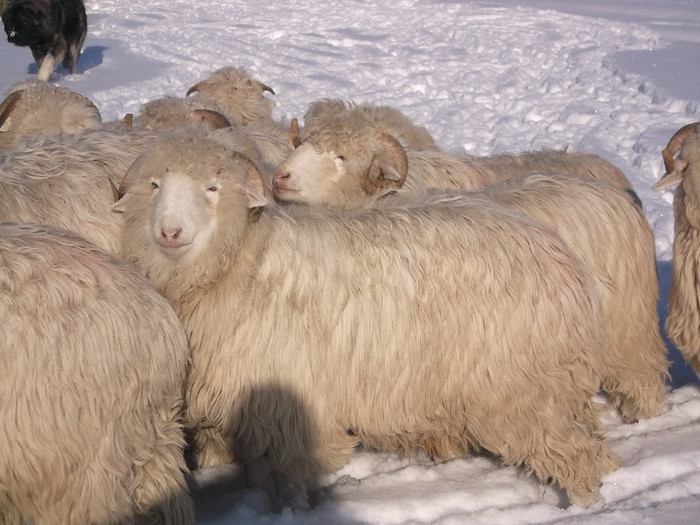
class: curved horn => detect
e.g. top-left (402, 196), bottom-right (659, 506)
top-left (0, 90), bottom-right (24, 130)
top-left (653, 122), bottom-right (699, 191)
top-left (122, 113), bottom-right (133, 130)
top-left (662, 123), bottom-right (698, 174)
top-left (189, 109), bottom-right (231, 130)
top-left (360, 131), bottom-right (409, 195)
top-left (186, 81), bottom-right (206, 97)
top-left (290, 118), bottom-right (302, 149)
top-left (257, 81), bottom-right (275, 96)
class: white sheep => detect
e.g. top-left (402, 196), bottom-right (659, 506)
top-left (185, 66), bottom-right (295, 167)
top-left (653, 121), bottom-right (700, 376)
top-left (0, 223), bottom-right (194, 524)
top-left (0, 81), bottom-right (102, 150)
top-left (0, 128), bottom-right (159, 254)
top-left (125, 94), bottom-right (229, 131)
top-left (277, 149), bottom-right (668, 423)
top-left (274, 99), bottom-right (634, 209)
top-left (185, 66), bottom-right (278, 126)
top-left (114, 127), bottom-right (620, 510)
top-left (289, 99), bottom-right (443, 152)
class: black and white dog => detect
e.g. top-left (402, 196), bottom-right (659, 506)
top-left (2, 0), bottom-right (87, 81)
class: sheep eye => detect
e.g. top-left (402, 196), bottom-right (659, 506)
top-left (335, 155), bottom-right (346, 162)
top-left (151, 181), bottom-right (160, 190)
top-left (206, 185), bottom-right (220, 192)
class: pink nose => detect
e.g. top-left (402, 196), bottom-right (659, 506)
top-left (161, 228), bottom-right (182, 243)
top-left (273, 171), bottom-right (290, 189)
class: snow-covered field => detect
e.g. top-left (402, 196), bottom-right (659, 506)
top-left (1, 0), bottom-right (699, 523)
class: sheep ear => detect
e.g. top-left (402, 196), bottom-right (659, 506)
top-left (652, 159), bottom-right (688, 191)
top-left (244, 184), bottom-right (268, 208)
top-left (110, 192), bottom-right (131, 214)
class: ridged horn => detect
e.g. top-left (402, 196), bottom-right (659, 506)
top-left (290, 118), bottom-right (301, 149)
top-left (189, 109), bottom-right (231, 130)
top-left (653, 123), bottom-right (699, 191)
top-left (360, 131), bottom-right (409, 194)
top-left (0, 90), bottom-right (23, 129)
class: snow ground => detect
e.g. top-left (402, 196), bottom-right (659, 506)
top-left (1, 0), bottom-right (699, 523)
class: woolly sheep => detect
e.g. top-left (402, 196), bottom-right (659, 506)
top-left (273, 99), bottom-right (633, 208)
top-left (276, 151), bottom-right (668, 423)
top-left (0, 223), bottom-right (194, 524)
top-left (653, 121), bottom-right (700, 376)
top-left (185, 66), bottom-right (278, 126)
top-left (125, 94), bottom-right (228, 131)
top-left (0, 81), bottom-right (102, 150)
top-left (0, 128), bottom-right (159, 254)
top-left (123, 97), bottom-right (277, 188)
top-left (185, 66), bottom-right (295, 166)
top-left (289, 99), bottom-right (442, 152)
top-left (115, 127), bottom-right (620, 510)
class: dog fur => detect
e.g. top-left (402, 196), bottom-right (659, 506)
top-left (2, 0), bottom-right (87, 81)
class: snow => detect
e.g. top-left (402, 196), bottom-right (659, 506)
top-left (1, 0), bottom-right (699, 523)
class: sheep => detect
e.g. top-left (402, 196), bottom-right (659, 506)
top-left (273, 99), bottom-right (634, 209)
top-left (123, 96), bottom-right (277, 189)
top-left (0, 222), bottom-right (194, 524)
top-left (0, 128), bottom-right (160, 254)
top-left (114, 127), bottom-right (620, 510)
top-left (275, 146), bottom-right (668, 423)
top-left (0, 81), bottom-right (102, 150)
top-left (185, 66), bottom-right (297, 167)
top-left (289, 99), bottom-right (442, 153)
top-left (125, 94), bottom-right (228, 131)
top-left (185, 66), bottom-right (278, 126)
top-left (652, 121), bottom-right (700, 376)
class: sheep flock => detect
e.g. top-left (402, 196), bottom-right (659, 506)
top-left (0, 68), bottom-right (696, 522)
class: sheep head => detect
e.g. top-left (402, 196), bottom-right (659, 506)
top-left (113, 128), bottom-right (268, 287)
top-left (653, 123), bottom-right (699, 191)
top-left (0, 85), bottom-right (102, 149)
top-left (274, 125), bottom-right (408, 210)
top-left (185, 67), bottom-right (276, 125)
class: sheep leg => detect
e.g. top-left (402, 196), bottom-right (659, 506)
top-left (470, 398), bottom-right (619, 508)
top-left (190, 426), bottom-right (236, 469)
top-left (130, 407), bottom-right (195, 524)
top-left (603, 371), bottom-right (668, 424)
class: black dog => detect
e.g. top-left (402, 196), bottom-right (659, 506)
top-left (2, 0), bottom-right (87, 81)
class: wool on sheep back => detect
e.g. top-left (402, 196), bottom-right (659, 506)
top-left (0, 223), bottom-right (194, 524)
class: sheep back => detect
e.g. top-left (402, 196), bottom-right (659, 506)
top-left (0, 129), bottom-right (159, 254)
top-left (483, 173), bottom-right (668, 421)
top-left (0, 223), bottom-right (193, 524)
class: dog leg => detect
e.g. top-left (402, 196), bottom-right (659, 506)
top-left (37, 54), bottom-right (56, 81)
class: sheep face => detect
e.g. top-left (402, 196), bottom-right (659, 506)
top-left (115, 130), bottom-right (268, 286)
top-left (274, 131), bottom-right (408, 209)
top-left (273, 142), bottom-right (360, 207)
